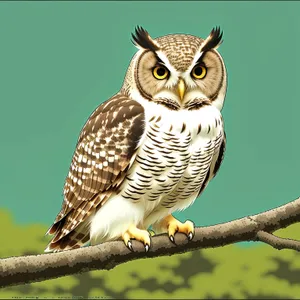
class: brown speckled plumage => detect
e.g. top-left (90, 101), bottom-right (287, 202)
top-left (155, 35), bottom-right (203, 71)
top-left (46, 94), bottom-right (145, 252)
top-left (46, 26), bottom-right (227, 252)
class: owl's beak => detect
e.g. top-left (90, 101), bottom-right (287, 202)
top-left (177, 79), bottom-right (186, 102)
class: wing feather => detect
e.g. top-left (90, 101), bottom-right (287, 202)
top-left (46, 94), bottom-right (145, 249)
top-left (198, 132), bottom-right (226, 197)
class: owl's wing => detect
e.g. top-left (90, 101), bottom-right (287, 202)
top-left (45, 94), bottom-right (145, 251)
top-left (198, 132), bottom-right (226, 196)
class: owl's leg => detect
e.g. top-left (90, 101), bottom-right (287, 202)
top-left (122, 224), bottom-right (151, 252)
top-left (154, 215), bottom-right (195, 243)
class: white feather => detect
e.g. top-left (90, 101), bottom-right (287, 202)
top-left (89, 95), bottom-right (224, 243)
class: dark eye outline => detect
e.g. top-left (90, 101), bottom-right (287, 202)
top-left (191, 64), bottom-right (207, 79)
top-left (152, 65), bottom-right (169, 80)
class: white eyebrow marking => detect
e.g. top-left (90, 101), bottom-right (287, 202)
top-left (155, 50), bottom-right (180, 88)
top-left (186, 51), bottom-right (204, 74)
top-left (155, 51), bottom-right (179, 75)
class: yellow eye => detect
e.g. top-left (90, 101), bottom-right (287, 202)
top-left (191, 65), bottom-right (207, 79)
top-left (152, 65), bottom-right (169, 80)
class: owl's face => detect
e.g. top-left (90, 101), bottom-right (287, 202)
top-left (123, 27), bottom-right (227, 111)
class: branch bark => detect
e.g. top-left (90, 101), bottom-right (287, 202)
top-left (256, 230), bottom-right (300, 251)
top-left (1, 196), bottom-right (300, 288)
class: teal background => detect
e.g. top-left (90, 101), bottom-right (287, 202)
top-left (0, 1), bottom-right (299, 230)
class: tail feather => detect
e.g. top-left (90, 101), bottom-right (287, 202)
top-left (45, 217), bottom-right (66, 236)
top-left (45, 222), bottom-right (90, 253)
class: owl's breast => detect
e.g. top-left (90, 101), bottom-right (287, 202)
top-left (120, 103), bottom-right (224, 215)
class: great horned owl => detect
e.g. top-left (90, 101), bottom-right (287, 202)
top-left (45, 26), bottom-right (227, 253)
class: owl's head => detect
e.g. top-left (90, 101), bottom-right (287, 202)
top-left (122, 26), bottom-right (227, 111)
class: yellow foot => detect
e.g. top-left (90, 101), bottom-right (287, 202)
top-left (122, 225), bottom-right (151, 252)
top-left (160, 215), bottom-right (195, 243)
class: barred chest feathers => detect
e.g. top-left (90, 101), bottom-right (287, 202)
top-left (119, 99), bottom-right (224, 226)
top-left (46, 26), bottom-right (228, 252)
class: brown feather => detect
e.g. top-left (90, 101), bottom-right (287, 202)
top-left (46, 221), bottom-right (90, 252)
top-left (201, 26), bottom-right (223, 53)
top-left (131, 25), bottom-right (159, 52)
top-left (46, 94), bottom-right (145, 251)
top-left (197, 132), bottom-right (226, 197)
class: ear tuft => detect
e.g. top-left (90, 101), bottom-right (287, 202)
top-left (131, 26), bottom-right (159, 52)
top-left (201, 26), bottom-right (223, 53)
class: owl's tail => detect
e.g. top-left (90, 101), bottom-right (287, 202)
top-left (45, 221), bottom-right (90, 253)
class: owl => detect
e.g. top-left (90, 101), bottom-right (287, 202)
top-left (45, 26), bottom-right (227, 253)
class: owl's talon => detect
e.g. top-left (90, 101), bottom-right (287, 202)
top-left (127, 240), bottom-right (133, 251)
top-left (160, 215), bottom-right (195, 242)
top-left (122, 225), bottom-right (151, 252)
top-left (169, 235), bottom-right (175, 243)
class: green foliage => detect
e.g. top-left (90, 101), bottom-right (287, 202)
top-left (1, 209), bottom-right (300, 299)
top-left (0, 209), bottom-right (50, 258)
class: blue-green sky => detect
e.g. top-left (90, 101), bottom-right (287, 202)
top-left (0, 1), bottom-right (299, 229)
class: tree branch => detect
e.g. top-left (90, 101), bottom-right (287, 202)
top-left (1, 196), bottom-right (300, 288)
top-left (256, 230), bottom-right (300, 251)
